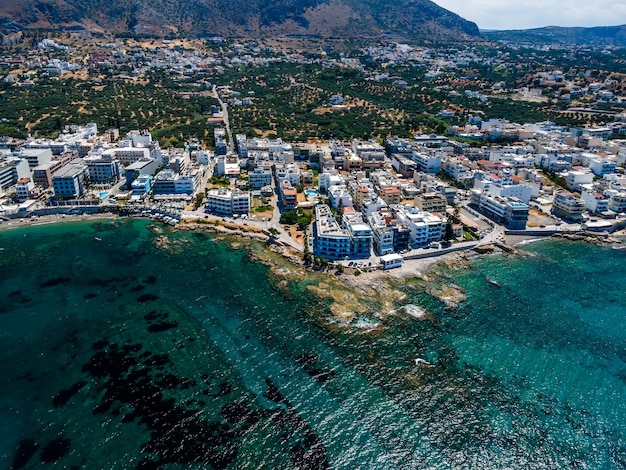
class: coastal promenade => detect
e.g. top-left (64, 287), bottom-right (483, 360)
top-left (3, 206), bottom-right (622, 279)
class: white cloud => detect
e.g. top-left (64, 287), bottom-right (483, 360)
top-left (435, 0), bottom-right (626, 30)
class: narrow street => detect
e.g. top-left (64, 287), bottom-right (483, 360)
top-left (212, 85), bottom-right (234, 152)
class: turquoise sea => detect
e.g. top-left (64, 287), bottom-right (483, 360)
top-left (1, 218), bottom-right (625, 469)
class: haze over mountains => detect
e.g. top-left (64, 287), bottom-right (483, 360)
top-left (0, 0), bottom-right (479, 41)
top-left (483, 25), bottom-right (626, 47)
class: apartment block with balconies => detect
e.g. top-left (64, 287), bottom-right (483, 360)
top-left (551, 192), bottom-right (586, 221)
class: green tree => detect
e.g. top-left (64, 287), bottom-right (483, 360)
top-left (444, 222), bottom-right (455, 241)
top-left (279, 210), bottom-right (298, 225)
top-left (193, 192), bottom-right (205, 210)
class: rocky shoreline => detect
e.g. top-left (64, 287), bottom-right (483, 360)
top-left (5, 213), bottom-right (625, 330)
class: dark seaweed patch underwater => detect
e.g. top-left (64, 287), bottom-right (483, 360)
top-left (1, 219), bottom-right (626, 469)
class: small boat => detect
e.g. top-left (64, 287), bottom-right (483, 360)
top-left (415, 358), bottom-right (432, 367)
top-left (94, 237), bottom-right (102, 241)
top-left (486, 278), bottom-right (501, 288)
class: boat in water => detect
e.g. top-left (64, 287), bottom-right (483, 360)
top-left (415, 358), bottom-right (432, 367)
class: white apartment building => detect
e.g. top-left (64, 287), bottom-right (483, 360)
top-left (352, 139), bottom-right (385, 156)
top-left (215, 155), bottom-right (240, 177)
top-left (470, 190), bottom-right (529, 229)
top-left (360, 197), bottom-right (388, 218)
top-left (152, 169), bottom-right (201, 195)
top-left (314, 204), bottom-right (351, 260)
top-left (15, 178), bottom-right (35, 202)
top-left (566, 170), bottom-right (594, 192)
top-left (104, 147), bottom-right (151, 166)
top-left (606, 189), bottom-right (626, 213)
top-left (343, 212), bottom-right (373, 258)
top-left (589, 159), bottom-right (616, 177)
top-left (474, 180), bottom-right (533, 205)
top-left (14, 148), bottom-right (53, 167)
top-left (552, 193), bottom-right (586, 221)
top-left (123, 129), bottom-right (155, 148)
top-left (393, 205), bottom-right (445, 248)
top-left (443, 157), bottom-right (471, 182)
top-left (413, 152), bottom-right (442, 174)
top-left (248, 168), bottom-right (273, 189)
top-left (275, 164), bottom-right (300, 186)
top-left (368, 211), bottom-right (395, 255)
top-left (580, 189), bottom-right (610, 213)
top-left (318, 170), bottom-right (344, 193)
top-left (206, 188), bottom-right (251, 215)
top-left (328, 186), bottom-right (353, 210)
top-left (0, 158), bottom-right (30, 195)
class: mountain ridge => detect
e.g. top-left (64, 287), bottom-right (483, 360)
top-left (0, 0), bottom-right (480, 42)
top-left (483, 24), bottom-right (626, 47)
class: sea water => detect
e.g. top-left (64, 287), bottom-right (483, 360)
top-left (0, 219), bottom-right (624, 469)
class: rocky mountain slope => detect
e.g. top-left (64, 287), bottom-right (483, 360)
top-left (0, 0), bottom-right (479, 41)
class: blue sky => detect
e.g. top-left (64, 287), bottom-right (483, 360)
top-left (435, 0), bottom-right (626, 30)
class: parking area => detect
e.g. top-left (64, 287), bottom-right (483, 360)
top-left (459, 207), bottom-right (493, 231)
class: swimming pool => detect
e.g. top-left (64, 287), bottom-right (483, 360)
top-left (99, 191), bottom-right (109, 199)
top-left (304, 189), bottom-right (318, 198)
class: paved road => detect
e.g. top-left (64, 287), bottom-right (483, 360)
top-left (477, 225), bottom-right (506, 245)
top-left (459, 206), bottom-right (493, 231)
top-left (212, 85), bottom-right (234, 152)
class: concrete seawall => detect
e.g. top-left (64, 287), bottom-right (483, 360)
top-left (504, 229), bottom-right (557, 236)
top-left (403, 242), bottom-right (479, 261)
